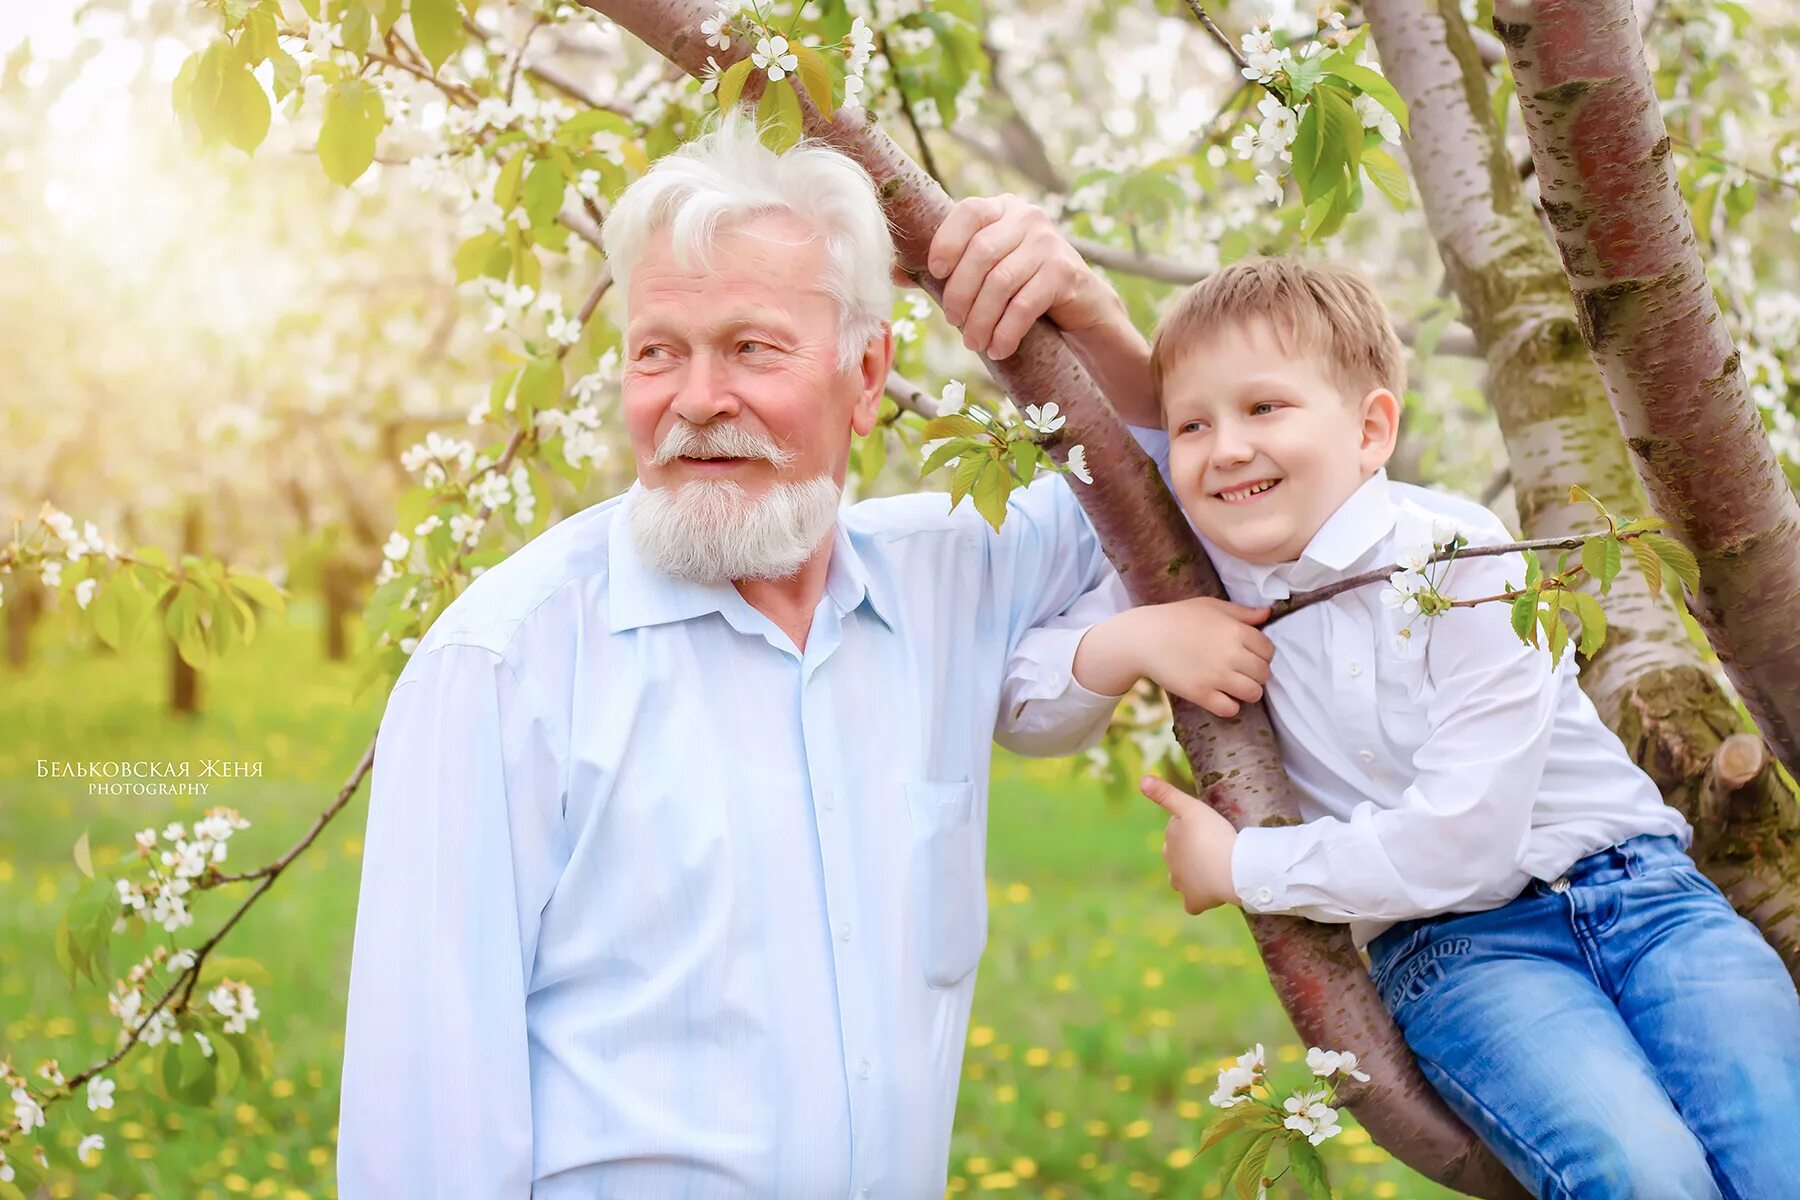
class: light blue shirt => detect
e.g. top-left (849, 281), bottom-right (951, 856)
top-left (337, 473), bottom-right (1124, 1199)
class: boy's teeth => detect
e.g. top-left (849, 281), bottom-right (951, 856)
top-left (1222, 480), bottom-right (1276, 501)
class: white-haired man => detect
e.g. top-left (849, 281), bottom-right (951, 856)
top-left (338, 120), bottom-right (1269, 1197)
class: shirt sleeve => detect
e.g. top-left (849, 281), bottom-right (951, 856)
top-left (995, 571), bottom-right (1133, 756)
top-left (990, 426), bottom-right (1173, 756)
top-left (1230, 547), bottom-right (1557, 923)
top-left (338, 642), bottom-right (567, 1199)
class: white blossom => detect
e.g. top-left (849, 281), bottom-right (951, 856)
top-left (842, 74), bottom-right (865, 108)
top-left (413, 515), bottom-right (443, 537)
top-left (40, 559), bottom-right (63, 590)
top-left (76, 1133), bottom-right (105, 1165)
top-left (699, 55), bottom-right (724, 96)
top-left (1253, 172), bottom-right (1285, 204)
top-left (1283, 1089), bottom-right (1343, 1145)
top-left (1023, 403), bottom-right (1066, 435)
top-left (1066, 444), bottom-right (1093, 484)
top-left (87, 1076), bottom-right (115, 1111)
top-left (134, 828), bottom-right (156, 852)
top-left (383, 533), bottom-right (411, 562)
top-left (847, 16), bottom-right (875, 71)
top-left (10, 1087), bottom-right (44, 1134)
top-left (701, 7), bottom-right (732, 51)
top-left (449, 513), bottom-right (485, 548)
top-left (1354, 91), bottom-right (1402, 145)
top-left (1240, 27), bottom-right (1284, 84)
top-left (753, 35), bottom-right (798, 83)
top-left (548, 312), bottom-right (583, 346)
top-left (1306, 1046), bottom-right (1372, 1082)
top-left (208, 980), bottom-right (261, 1035)
top-left (941, 380), bottom-right (967, 411)
top-left (1396, 542), bottom-right (1433, 572)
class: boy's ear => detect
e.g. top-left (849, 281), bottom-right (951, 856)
top-left (1357, 387), bottom-right (1402, 472)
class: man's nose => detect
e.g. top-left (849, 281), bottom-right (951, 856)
top-left (669, 352), bottom-right (738, 425)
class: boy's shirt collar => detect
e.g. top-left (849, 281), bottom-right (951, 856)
top-left (1200, 470), bottom-right (1397, 605)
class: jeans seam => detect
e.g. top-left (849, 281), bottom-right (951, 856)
top-left (1412, 1054), bottom-right (1573, 1200)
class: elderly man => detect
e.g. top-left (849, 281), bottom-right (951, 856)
top-left (338, 120), bottom-right (1263, 1197)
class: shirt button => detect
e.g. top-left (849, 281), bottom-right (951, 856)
top-left (1358, 749), bottom-right (1375, 764)
top-left (858, 1058), bottom-right (872, 1079)
top-left (839, 922), bottom-right (853, 942)
top-left (1254, 886), bottom-right (1273, 906)
top-left (1346, 660), bottom-right (1362, 677)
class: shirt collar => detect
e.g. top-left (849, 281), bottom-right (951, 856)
top-left (1203, 470), bottom-right (1398, 605)
top-left (608, 484), bottom-right (894, 633)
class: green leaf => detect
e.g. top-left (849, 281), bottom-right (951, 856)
top-left (522, 158), bottom-right (565, 231)
top-left (1491, 72), bottom-right (1516, 140)
top-left (1572, 590), bottom-right (1608, 657)
top-left (1329, 62), bottom-right (1410, 135)
top-left (1287, 1138), bottom-right (1334, 1200)
top-left (1286, 49), bottom-right (1327, 99)
top-left (90, 577), bottom-right (124, 649)
top-left (1626, 537), bottom-right (1664, 595)
top-left (1202, 1105), bottom-right (1279, 1151)
top-left (494, 149), bottom-right (527, 209)
top-left (793, 44), bottom-right (836, 122)
top-left (1581, 534), bottom-right (1621, 593)
top-left (715, 57), bottom-right (755, 113)
top-left (1290, 102), bottom-right (1324, 196)
top-left (919, 438), bottom-right (968, 479)
top-left (318, 80), bottom-right (384, 186)
top-left (923, 413), bottom-right (986, 440)
top-left (1511, 591), bottom-right (1537, 643)
top-left (240, 9), bottom-right (280, 65)
top-left (1007, 438), bottom-right (1037, 482)
top-left (971, 458), bottom-right (1010, 531)
top-left (1540, 589), bottom-right (1569, 665)
top-left (1523, 548), bottom-right (1541, 588)
top-left (515, 355), bottom-right (564, 418)
top-left (1317, 85), bottom-right (1363, 174)
top-left (1639, 532), bottom-right (1700, 593)
top-left (73, 832), bottom-right (93, 879)
top-left (454, 231), bottom-right (509, 282)
top-left (758, 78), bottom-right (803, 152)
top-left (227, 569), bottom-right (286, 614)
top-left (410, 0), bottom-right (466, 71)
top-left (1361, 146), bottom-right (1411, 210)
top-left (858, 428), bottom-right (887, 486)
top-left (949, 452), bottom-right (985, 509)
top-left (166, 587), bottom-right (208, 670)
top-left (1232, 1130), bottom-right (1277, 1200)
top-left (1568, 483), bottom-right (1610, 518)
top-left (1615, 515), bottom-right (1670, 534)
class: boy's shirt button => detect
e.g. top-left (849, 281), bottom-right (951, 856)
top-left (1358, 749), bottom-right (1376, 764)
top-left (1346, 660), bottom-right (1362, 677)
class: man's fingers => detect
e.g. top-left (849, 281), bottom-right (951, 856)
top-left (926, 195), bottom-right (1006, 279)
top-left (963, 252), bottom-right (1052, 355)
top-left (987, 267), bottom-right (1062, 359)
top-left (1140, 774), bottom-right (1203, 816)
top-left (940, 220), bottom-right (1029, 329)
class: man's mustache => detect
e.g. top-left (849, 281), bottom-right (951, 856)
top-left (651, 421), bottom-right (796, 469)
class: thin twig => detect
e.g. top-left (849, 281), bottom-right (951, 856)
top-left (506, 15), bottom-right (550, 105)
top-left (878, 32), bottom-right (946, 190)
top-left (1270, 532), bottom-right (1614, 619)
top-left (1180, 0), bottom-right (1251, 74)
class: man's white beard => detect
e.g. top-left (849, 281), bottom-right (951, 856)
top-left (628, 420), bottom-right (842, 583)
top-left (629, 475), bottom-right (842, 583)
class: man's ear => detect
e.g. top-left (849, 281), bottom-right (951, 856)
top-left (1358, 387), bottom-right (1401, 473)
top-left (852, 325), bottom-right (895, 438)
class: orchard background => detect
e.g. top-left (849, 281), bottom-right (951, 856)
top-left (2, 0), bottom-right (1797, 1196)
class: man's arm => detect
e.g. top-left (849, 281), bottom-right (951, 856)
top-left (927, 194), bottom-right (1159, 428)
top-left (1152, 549), bottom-right (1559, 923)
top-left (338, 643), bottom-right (566, 1199)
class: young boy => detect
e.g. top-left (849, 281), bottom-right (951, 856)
top-left (1040, 258), bottom-right (1800, 1198)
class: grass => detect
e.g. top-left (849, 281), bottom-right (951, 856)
top-left (0, 604), bottom-right (1455, 1199)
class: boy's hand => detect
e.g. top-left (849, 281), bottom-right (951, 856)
top-left (1073, 599), bottom-right (1274, 718)
top-left (1141, 775), bottom-right (1240, 915)
top-left (927, 194), bottom-right (1124, 359)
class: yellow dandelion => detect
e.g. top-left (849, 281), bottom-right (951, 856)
top-left (1052, 973), bottom-right (1074, 992)
top-left (1084, 1119), bottom-right (1109, 1138)
top-left (1166, 1148), bottom-right (1195, 1168)
top-left (978, 1172), bottom-right (1017, 1190)
top-left (1147, 1009), bottom-right (1174, 1028)
top-left (968, 1026), bottom-right (995, 1048)
top-left (1056, 1049), bottom-right (1077, 1068)
top-left (1374, 1184), bottom-right (1399, 1198)
top-left (966, 1063), bottom-right (987, 1081)
top-left (1184, 1065), bottom-right (1206, 1085)
top-left (995, 1084), bottom-right (1017, 1103)
top-left (252, 1181), bottom-right (279, 1198)
top-left (1044, 1110), bottom-right (1066, 1129)
top-left (307, 1147), bottom-right (331, 1166)
top-left (223, 1176), bottom-right (250, 1194)
top-left (1004, 882), bottom-right (1030, 904)
top-left (1141, 968), bottom-right (1163, 988)
top-left (1351, 1146), bottom-right (1389, 1164)
top-left (1113, 1074), bottom-right (1133, 1092)
top-left (1123, 1118), bottom-right (1152, 1139)
top-left (1011, 1157), bottom-right (1037, 1179)
top-left (1177, 1100), bottom-right (1202, 1120)
top-left (1024, 1047), bottom-right (1050, 1067)
top-left (1277, 1044), bottom-right (1303, 1063)
top-left (965, 1157), bottom-right (992, 1175)
top-left (1077, 1153), bottom-right (1098, 1170)
top-left (271, 1078), bottom-right (297, 1098)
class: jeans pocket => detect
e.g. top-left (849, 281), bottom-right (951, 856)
top-left (903, 780), bottom-right (987, 988)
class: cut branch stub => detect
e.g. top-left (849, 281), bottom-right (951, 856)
top-left (579, 1), bottom-right (1526, 1193)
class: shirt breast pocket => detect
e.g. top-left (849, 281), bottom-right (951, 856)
top-left (903, 780), bottom-right (988, 988)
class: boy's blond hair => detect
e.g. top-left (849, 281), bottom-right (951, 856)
top-left (1148, 257), bottom-right (1406, 410)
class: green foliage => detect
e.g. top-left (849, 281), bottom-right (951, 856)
top-left (318, 80), bottom-right (385, 185)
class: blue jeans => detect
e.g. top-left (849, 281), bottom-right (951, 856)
top-left (1366, 834), bottom-right (1800, 1199)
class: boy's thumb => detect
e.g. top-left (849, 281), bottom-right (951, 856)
top-left (1139, 775), bottom-right (1198, 816)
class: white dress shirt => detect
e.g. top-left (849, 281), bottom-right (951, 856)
top-left (337, 472), bottom-right (1125, 1199)
top-left (1032, 465), bottom-right (1690, 949)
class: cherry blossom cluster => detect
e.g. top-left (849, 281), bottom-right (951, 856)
top-left (1208, 1041), bottom-right (1369, 1149)
top-left (115, 810), bottom-right (252, 935)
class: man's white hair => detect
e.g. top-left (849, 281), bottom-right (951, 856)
top-left (601, 116), bottom-right (894, 370)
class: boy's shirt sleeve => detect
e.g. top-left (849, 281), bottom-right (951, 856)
top-left (994, 425), bottom-right (1172, 756)
top-left (1229, 544), bottom-right (1558, 923)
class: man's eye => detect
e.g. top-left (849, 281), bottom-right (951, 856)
top-left (638, 345), bottom-right (667, 359)
top-left (738, 340), bottom-right (770, 354)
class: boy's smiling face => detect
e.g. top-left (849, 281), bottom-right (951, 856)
top-left (1162, 318), bottom-right (1400, 566)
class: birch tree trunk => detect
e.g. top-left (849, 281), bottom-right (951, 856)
top-left (1489, 0), bottom-right (1800, 779)
top-left (580, 1), bottom-right (1526, 1193)
top-left (1362, 0), bottom-right (1800, 974)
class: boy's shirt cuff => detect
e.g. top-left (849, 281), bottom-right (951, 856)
top-left (1230, 826), bottom-right (1288, 913)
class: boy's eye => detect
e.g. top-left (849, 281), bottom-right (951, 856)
top-left (1251, 401), bottom-right (1282, 416)
top-left (1179, 420), bottom-right (1209, 434)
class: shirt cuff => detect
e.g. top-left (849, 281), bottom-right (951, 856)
top-left (1015, 622), bottom-right (1127, 706)
top-left (1230, 826), bottom-right (1290, 913)
top-left (998, 623), bottom-right (1125, 755)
